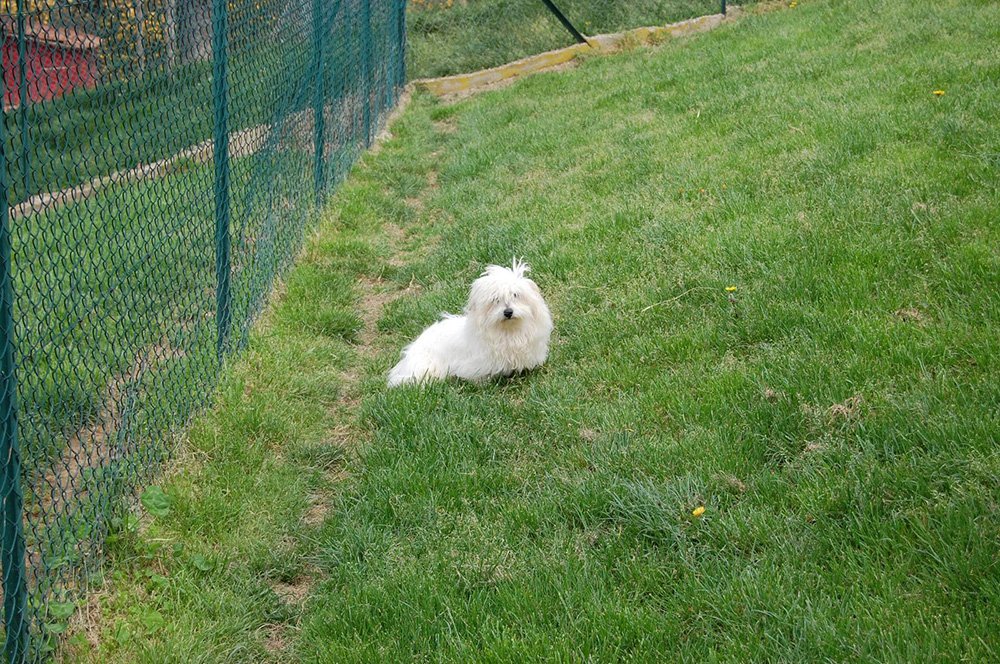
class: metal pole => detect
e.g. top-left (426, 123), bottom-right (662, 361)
top-left (312, 0), bottom-right (327, 203)
top-left (212, 0), bottom-right (232, 361)
top-left (348, 0), bottom-right (360, 148)
top-left (722, 0), bottom-right (727, 17)
top-left (397, 0), bottom-right (407, 96)
top-left (0, 40), bottom-right (28, 662)
top-left (362, 0), bottom-right (374, 146)
top-left (381, 2), bottom-right (393, 113)
top-left (539, 0), bottom-right (588, 45)
top-left (16, 0), bottom-right (30, 199)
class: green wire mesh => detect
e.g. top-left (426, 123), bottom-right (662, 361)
top-left (1, 0), bottom-right (405, 658)
top-left (0, 0), bottom-right (743, 658)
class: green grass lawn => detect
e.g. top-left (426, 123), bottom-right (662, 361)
top-left (63, 0), bottom-right (999, 660)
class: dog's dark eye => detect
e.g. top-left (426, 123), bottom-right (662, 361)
top-left (512, 293), bottom-right (519, 298)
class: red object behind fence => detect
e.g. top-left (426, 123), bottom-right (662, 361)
top-left (1, 17), bottom-right (102, 108)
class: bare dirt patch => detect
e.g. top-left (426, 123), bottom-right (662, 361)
top-left (827, 395), bottom-right (864, 423)
top-left (762, 387), bottom-right (782, 402)
top-left (355, 277), bottom-right (420, 355)
top-left (261, 622), bottom-right (289, 654)
top-left (383, 221), bottom-right (409, 247)
top-left (271, 576), bottom-right (314, 606)
top-left (302, 493), bottom-right (331, 527)
top-left (299, 210), bottom-right (424, 526)
top-left (716, 473), bottom-right (748, 493)
top-left (34, 329), bottom-right (190, 572)
top-left (433, 117), bottom-right (458, 134)
top-left (894, 307), bottom-right (927, 324)
top-left (55, 582), bottom-right (108, 659)
top-left (404, 196), bottom-right (425, 213)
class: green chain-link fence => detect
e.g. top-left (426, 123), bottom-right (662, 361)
top-left (0, 0), bottom-right (740, 659)
top-left (1, 0), bottom-right (405, 658)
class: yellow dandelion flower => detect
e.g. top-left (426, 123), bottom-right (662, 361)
top-left (725, 286), bottom-right (737, 292)
top-left (932, 90), bottom-right (945, 96)
top-left (692, 506), bottom-right (706, 517)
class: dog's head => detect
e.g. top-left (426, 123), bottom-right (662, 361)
top-left (465, 258), bottom-right (551, 336)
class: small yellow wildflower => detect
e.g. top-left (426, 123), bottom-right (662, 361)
top-left (789, 0), bottom-right (798, 7)
top-left (725, 286), bottom-right (737, 292)
top-left (932, 90), bottom-right (945, 96)
top-left (692, 506), bottom-right (706, 518)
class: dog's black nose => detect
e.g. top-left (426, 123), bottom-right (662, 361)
top-left (503, 308), bottom-right (514, 319)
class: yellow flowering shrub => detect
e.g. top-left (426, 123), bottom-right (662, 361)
top-left (0, 0), bottom-right (59, 23)
top-left (96, 0), bottom-right (282, 80)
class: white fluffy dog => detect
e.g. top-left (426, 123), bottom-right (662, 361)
top-left (388, 259), bottom-right (553, 387)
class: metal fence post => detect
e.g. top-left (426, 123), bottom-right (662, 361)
top-left (397, 0), bottom-right (407, 96)
top-left (313, 0), bottom-right (327, 203)
top-left (16, 0), bottom-right (30, 200)
top-left (722, 0), bottom-right (727, 16)
top-left (347, 0), bottom-right (359, 147)
top-left (212, 0), bottom-right (232, 362)
top-left (0, 53), bottom-right (29, 663)
top-left (539, 0), bottom-right (588, 45)
top-left (381, 2), bottom-right (393, 112)
top-left (362, 0), bottom-right (374, 146)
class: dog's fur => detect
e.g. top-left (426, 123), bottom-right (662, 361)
top-left (387, 259), bottom-right (553, 387)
